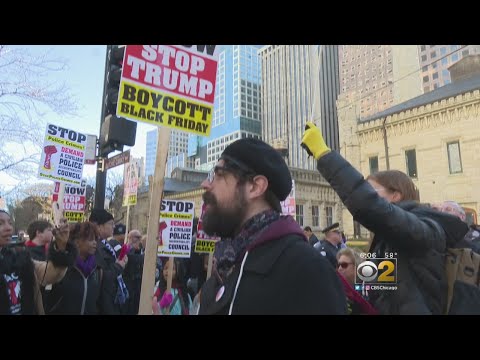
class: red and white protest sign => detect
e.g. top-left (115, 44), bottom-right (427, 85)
top-left (195, 202), bottom-right (220, 253)
top-left (52, 179), bottom-right (87, 222)
top-left (281, 180), bottom-right (296, 217)
top-left (38, 124), bottom-right (87, 185)
top-left (116, 45), bottom-right (219, 137)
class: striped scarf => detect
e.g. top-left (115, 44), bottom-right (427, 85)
top-left (101, 239), bottom-right (117, 259)
top-left (214, 209), bottom-right (280, 282)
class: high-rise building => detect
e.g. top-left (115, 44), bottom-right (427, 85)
top-left (339, 45), bottom-right (423, 121)
top-left (418, 45), bottom-right (480, 93)
top-left (145, 128), bottom-right (192, 179)
top-left (259, 45), bottom-right (340, 170)
top-left (187, 45), bottom-right (263, 170)
top-left (145, 129), bottom-right (157, 180)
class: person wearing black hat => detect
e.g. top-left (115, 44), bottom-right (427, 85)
top-left (314, 222), bottom-right (342, 268)
top-left (197, 138), bottom-right (347, 315)
top-left (89, 209), bottom-right (129, 314)
top-left (109, 223), bottom-right (126, 257)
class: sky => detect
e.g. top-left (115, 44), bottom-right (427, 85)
top-left (1, 45), bottom-right (157, 193)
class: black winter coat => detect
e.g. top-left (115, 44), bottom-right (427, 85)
top-left (0, 242), bottom-right (76, 315)
top-left (45, 265), bottom-right (102, 315)
top-left (95, 241), bottom-right (124, 315)
top-left (316, 151), bottom-right (467, 315)
top-left (199, 217), bottom-right (347, 315)
top-left (122, 248), bottom-right (144, 315)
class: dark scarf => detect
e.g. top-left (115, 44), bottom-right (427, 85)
top-left (75, 255), bottom-right (96, 278)
top-left (214, 209), bottom-right (280, 282)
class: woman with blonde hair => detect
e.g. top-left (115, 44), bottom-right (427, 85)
top-left (336, 247), bottom-right (361, 287)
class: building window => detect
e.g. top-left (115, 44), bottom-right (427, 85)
top-left (464, 207), bottom-right (477, 226)
top-left (405, 149), bottom-right (418, 178)
top-left (423, 75), bottom-right (429, 83)
top-left (312, 206), bottom-right (319, 227)
top-left (369, 156), bottom-right (379, 175)
top-left (353, 221), bottom-right (361, 239)
top-left (433, 72), bottom-right (439, 80)
top-left (447, 141), bottom-right (463, 174)
top-left (325, 206), bottom-right (333, 227)
top-left (296, 205), bottom-right (304, 226)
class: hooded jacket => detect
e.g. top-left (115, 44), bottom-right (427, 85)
top-left (198, 216), bottom-right (348, 315)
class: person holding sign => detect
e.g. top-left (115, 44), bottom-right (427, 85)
top-left (197, 138), bottom-right (347, 315)
top-left (44, 222), bottom-right (104, 315)
top-left (0, 210), bottom-right (76, 315)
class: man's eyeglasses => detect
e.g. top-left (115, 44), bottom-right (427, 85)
top-left (206, 163), bottom-right (256, 184)
top-left (206, 165), bottom-right (228, 184)
top-left (338, 262), bottom-right (353, 269)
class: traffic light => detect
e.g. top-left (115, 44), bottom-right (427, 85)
top-left (105, 45), bottom-right (125, 116)
top-left (99, 45), bottom-right (137, 157)
top-left (100, 114), bottom-right (137, 157)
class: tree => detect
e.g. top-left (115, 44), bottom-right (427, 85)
top-left (0, 45), bottom-right (78, 182)
top-left (84, 175), bottom-right (96, 219)
top-left (10, 196), bottom-right (48, 233)
top-left (7, 183), bottom-right (54, 232)
top-left (106, 169), bottom-right (124, 218)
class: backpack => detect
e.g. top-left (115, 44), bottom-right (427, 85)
top-left (408, 204), bottom-right (480, 314)
top-left (445, 247), bottom-right (480, 314)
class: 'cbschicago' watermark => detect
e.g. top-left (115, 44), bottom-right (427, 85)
top-left (354, 252), bottom-right (398, 292)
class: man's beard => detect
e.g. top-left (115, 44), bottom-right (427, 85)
top-left (202, 189), bottom-right (247, 238)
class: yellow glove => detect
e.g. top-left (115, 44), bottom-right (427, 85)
top-left (301, 122), bottom-right (331, 160)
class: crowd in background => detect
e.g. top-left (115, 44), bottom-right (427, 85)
top-left (1, 122), bottom-right (479, 315)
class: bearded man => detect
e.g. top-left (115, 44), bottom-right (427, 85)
top-left (197, 138), bottom-right (347, 315)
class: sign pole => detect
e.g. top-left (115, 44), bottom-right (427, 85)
top-left (53, 183), bottom-right (66, 226)
top-left (138, 127), bottom-right (171, 315)
top-left (207, 253), bottom-right (213, 280)
top-left (165, 257), bottom-right (174, 315)
top-left (125, 204), bottom-right (130, 238)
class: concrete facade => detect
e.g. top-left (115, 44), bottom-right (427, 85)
top-left (339, 45), bottom-right (422, 120)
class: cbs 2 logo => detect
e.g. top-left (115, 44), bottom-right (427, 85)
top-left (356, 259), bottom-right (396, 283)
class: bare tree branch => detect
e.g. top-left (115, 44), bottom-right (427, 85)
top-left (0, 45), bottom-right (79, 180)
top-left (106, 170), bottom-right (123, 202)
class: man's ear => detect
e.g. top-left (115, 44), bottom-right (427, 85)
top-left (247, 175), bottom-right (269, 200)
